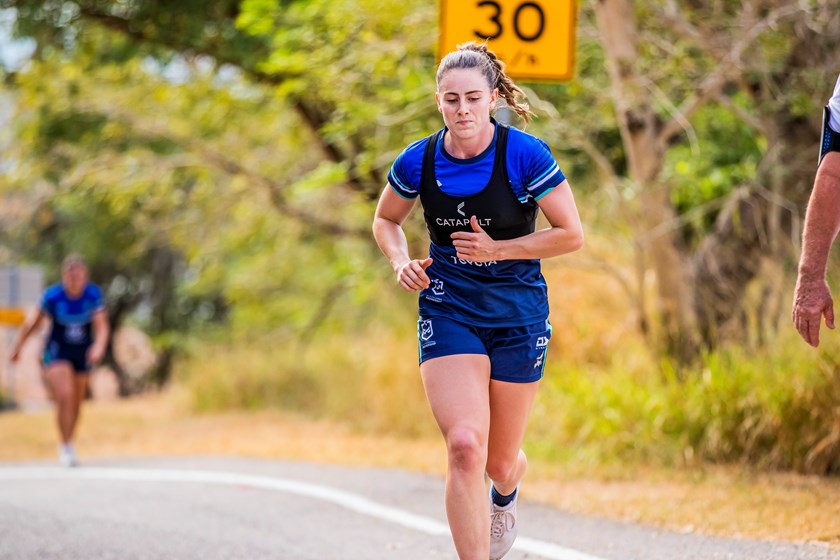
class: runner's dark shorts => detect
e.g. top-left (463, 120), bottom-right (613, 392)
top-left (417, 316), bottom-right (551, 383)
top-left (43, 341), bottom-right (91, 374)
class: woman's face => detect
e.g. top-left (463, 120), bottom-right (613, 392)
top-left (62, 263), bottom-right (88, 296)
top-left (435, 68), bottom-right (498, 141)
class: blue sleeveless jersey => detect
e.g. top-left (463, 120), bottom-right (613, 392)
top-left (40, 283), bottom-right (105, 347)
top-left (388, 123), bottom-right (565, 327)
top-left (421, 244), bottom-right (548, 327)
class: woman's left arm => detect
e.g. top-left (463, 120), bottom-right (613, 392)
top-left (451, 179), bottom-right (583, 262)
top-left (87, 309), bottom-right (110, 365)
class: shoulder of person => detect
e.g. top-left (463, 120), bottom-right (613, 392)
top-left (506, 125), bottom-right (553, 154)
top-left (42, 283), bottom-right (64, 301)
top-left (405, 133), bottom-right (438, 156)
top-left (389, 131), bottom-right (443, 193)
top-left (392, 134), bottom-right (435, 171)
top-left (84, 283), bottom-right (104, 298)
top-left (505, 126), bottom-right (557, 170)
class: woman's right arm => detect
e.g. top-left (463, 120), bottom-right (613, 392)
top-left (372, 185), bottom-right (433, 292)
top-left (10, 310), bottom-right (47, 362)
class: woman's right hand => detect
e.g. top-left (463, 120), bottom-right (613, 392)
top-left (396, 258), bottom-right (434, 292)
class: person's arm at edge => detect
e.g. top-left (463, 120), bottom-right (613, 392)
top-left (451, 179), bottom-right (584, 262)
top-left (793, 151), bottom-right (840, 346)
top-left (10, 310), bottom-right (47, 362)
top-left (372, 184), bottom-right (433, 292)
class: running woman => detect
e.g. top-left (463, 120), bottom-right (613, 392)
top-left (373, 42), bottom-right (583, 559)
top-left (10, 254), bottom-right (110, 467)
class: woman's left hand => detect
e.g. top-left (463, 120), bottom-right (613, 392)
top-left (451, 216), bottom-right (499, 262)
top-left (87, 345), bottom-right (105, 366)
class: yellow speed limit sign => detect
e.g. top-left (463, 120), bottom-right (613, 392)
top-left (0, 307), bottom-right (25, 326)
top-left (439, 0), bottom-right (577, 82)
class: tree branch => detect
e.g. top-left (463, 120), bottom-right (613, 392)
top-left (714, 92), bottom-right (767, 136)
top-left (658, 3), bottom-right (803, 143)
top-left (66, 106), bottom-right (368, 238)
top-left (75, 4), bottom-right (380, 197)
top-left (522, 86), bottom-right (620, 182)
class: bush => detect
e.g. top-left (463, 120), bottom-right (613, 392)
top-left (175, 326), bottom-right (436, 438)
top-left (529, 332), bottom-right (840, 475)
top-left (174, 278), bottom-right (840, 475)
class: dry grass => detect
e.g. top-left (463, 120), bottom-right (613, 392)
top-left (527, 465), bottom-right (840, 545)
top-left (2, 392), bottom-right (839, 548)
top-left (0, 390), bottom-right (446, 473)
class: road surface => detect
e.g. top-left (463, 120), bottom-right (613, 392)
top-left (0, 457), bottom-right (837, 560)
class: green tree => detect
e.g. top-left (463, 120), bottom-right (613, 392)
top-left (3, 0), bottom-right (839, 365)
top-left (0, 14), bottom-right (387, 389)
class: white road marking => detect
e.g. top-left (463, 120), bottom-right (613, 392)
top-left (0, 466), bottom-right (608, 560)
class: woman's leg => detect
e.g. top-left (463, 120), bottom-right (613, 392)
top-left (420, 354), bottom-right (492, 560)
top-left (485, 379), bottom-right (541, 495)
top-left (43, 362), bottom-right (76, 444)
top-left (69, 373), bottom-right (89, 442)
top-left (485, 379), bottom-right (541, 559)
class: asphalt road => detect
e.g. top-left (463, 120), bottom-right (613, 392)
top-left (0, 456), bottom-right (837, 560)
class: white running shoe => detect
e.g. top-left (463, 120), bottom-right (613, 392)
top-left (58, 444), bottom-right (77, 468)
top-left (489, 489), bottom-right (518, 560)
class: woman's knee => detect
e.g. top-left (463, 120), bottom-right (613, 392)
top-left (485, 449), bottom-right (525, 484)
top-left (445, 426), bottom-right (487, 473)
top-left (46, 369), bottom-right (73, 403)
top-left (52, 388), bottom-right (74, 408)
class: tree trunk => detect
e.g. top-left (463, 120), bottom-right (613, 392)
top-left (594, 0), bottom-right (700, 360)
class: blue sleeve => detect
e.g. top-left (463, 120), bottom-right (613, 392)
top-left (387, 137), bottom-right (427, 199)
top-left (40, 285), bottom-right (58, 318)
top-left (86, 284), bottom-right (105, 312)
top-left (506, 128), bottom-right (566, 203)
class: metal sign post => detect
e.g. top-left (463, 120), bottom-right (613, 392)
top-left (0, 265), bottom-right (43, 409)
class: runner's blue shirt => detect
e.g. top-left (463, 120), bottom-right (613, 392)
top-left (41, 283), bottom-right (105, 347)
top-left (387, 123), bottom-right (567, 327)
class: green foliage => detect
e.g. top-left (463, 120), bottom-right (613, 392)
top-left (0, 20), bottom-right (376, 386)
top-left (177, 322), bottom-right (435, 437)
top-left (529, 332), bottom-right (840, 475)
top-left (665, 96), bottom-right (763, 245)
top-left (4, 0), bottom-right (271, 68)
top-left (236, 0), bottom-right (441, 180)
top-left (1, 0), bottom-right (442, 349)
top-left (175, 316), bottom-right (840, 475)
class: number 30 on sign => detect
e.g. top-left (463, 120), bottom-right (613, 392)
top-left (439, 0), bottom-right (577, 82)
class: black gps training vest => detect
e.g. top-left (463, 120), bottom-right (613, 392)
top-left (419, 124), bottom-right (538, 247)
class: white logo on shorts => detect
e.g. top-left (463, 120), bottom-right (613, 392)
top-left (420, 320), bottom-right (434, 341)
top-left (534, 351), bottom-right (545, 369)
top-left (535, 336), bottom-right (549, 349)
top-left (66, 323), bottom-right (85, 343)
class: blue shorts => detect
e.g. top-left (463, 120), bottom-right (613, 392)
top-left (417, 317), bottom-right (551, 383)
top-left (43, 341), bottom-right (91, 374)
